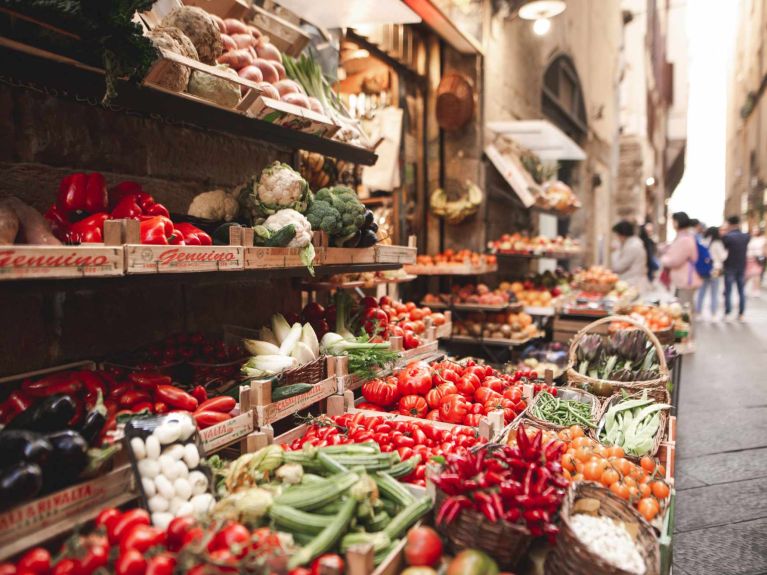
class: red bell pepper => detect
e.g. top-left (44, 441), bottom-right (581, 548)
top-left (191, 385), bottom-right (208, 404)
top-left (174, 223), bottom-right (212, 246)
top-left (57, 173), bottom-right (107, 214)
top-left (109, 181), bottom-right (145, 208)
top-left (140, 216), bottom-right (178, 245)
top-left (44, 204), bottom-right (71, 240)
top-left (68, 213), bottom-right (109, 243)
top-left (111, 195), bottom-right (143, 219)
top-left (155, 384), bottom-right (198, 411)
top-left (142, 201), bottom-right (170, 218)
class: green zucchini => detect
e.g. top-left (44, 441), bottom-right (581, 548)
top-left (274, 472), bottom-right (358, 511)
top-left (318, 451), bottom-right (348, 474)
top-left (270, 504), bottom-right (330, 535)
top-left (272, 383), bottom-right (314, 401)
top-left (287, 496), bottom-right (357, 569)
top-left (383, 497), bottom-right (432, 539)
top-left (365, 510), bottom-right (391, 531)
top-left (385, 454), bottom-right (421, 478)
top-left (374, 472), bottom-right (415, 507)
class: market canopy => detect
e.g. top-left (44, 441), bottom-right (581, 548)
top-left (487, 119), bottom-right (587, 161)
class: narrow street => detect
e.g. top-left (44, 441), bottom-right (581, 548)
top-left (673, 296), bottom-right (767, 575)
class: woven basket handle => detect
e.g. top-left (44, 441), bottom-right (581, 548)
top-left (567, 314), bottom-right (669, 375)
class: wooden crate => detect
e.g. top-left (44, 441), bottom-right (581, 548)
top-left (0, 465), bottom-right (136, 560)
top-left (200, 410), bottom-right (254, 454)
top-left (552, 314), bottom-right (609, 344)
top-left (0, 245), bottom-right (124, 280)
top-left (375, 244), bottom-right (417, 265)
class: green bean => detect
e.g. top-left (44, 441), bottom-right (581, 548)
top-left (532, 391), bottom-right (595, 428)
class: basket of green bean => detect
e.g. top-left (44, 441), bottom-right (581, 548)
top-left (526, 388), bottom-right (600, 431)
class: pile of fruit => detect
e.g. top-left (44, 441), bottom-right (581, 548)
top-left (413, 250), bottom-right (495, 267)
top-left (573, 266), bottom-right (619, 290)
top-left (488, 234), bottom-right (580, 255)
top-left (506, 280), bottom-right (561, 308)
top-left (452, 311), bottom-right (539, 341)
top-left (611, 304), bottom-right (673, 333)
top-left (360, 360), bottom-right (537, 427)
top-left (422, 283), bottom-right (514, 308)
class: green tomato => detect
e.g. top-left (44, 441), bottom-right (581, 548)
top-left (446, 550), bottom-right (499, 575)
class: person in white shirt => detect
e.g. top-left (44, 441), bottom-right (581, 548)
top-left (696, 226), bottom-right (727, 320)
top-left (746, 228), bottom-right (766, 295)
top-left (610, 221), bottom-right (648, 292)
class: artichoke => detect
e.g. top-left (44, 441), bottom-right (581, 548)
top-left (576, 334), bottom-right (603, 374)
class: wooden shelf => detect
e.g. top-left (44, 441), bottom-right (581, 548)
top-left (404, 264), bottom-right (498, 276)
top-left (0, 41), bottom-right (378, 166)
top-left (445, 334), bottom-right (543, 347)
top-left (493, 251), bottom-right (581, 260)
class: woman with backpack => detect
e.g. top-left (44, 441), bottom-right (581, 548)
top-left (695, 226), bottom-right (728, 320)
top-left (660, 212), bottom-right (702, 311)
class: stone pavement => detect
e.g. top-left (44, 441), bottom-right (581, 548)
top-left (673, 296), bottom-right (767, 575)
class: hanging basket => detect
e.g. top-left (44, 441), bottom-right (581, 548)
top-left (544, 482), bottom-right (661, 575)
top-left (566, 315), bottom-right (669, 397)
top-left (594, 387), bottom-right (671, 460)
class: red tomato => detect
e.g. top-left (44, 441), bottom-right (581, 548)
top-left (166, 516), bottom-right (197, 552)
top-left (409, 308), bottom-right (424, 321)
top-left (79, 543), bottom-right (109, 574)
top-left (114, 550), bottom-right (146, 575)
top-left (397, 362), bottom-right (433, 396)
top-left (119, 525), bottom-right (166, 555)
top-left (356, 402), bottom-right (386, 411)
top-left (398, 395), bottom-right (429, 418)
top-left (108, 509), bottom-right (150, 545)
top-left (481, 376), bottom-right (504, 393)
top-left (51, 560), bottom-right (79, 575)
top-left (94, 508), bottom-right (122, 531)
top-left (404, 526), bottom-right (443, 567)
top-left (456, 374), bottom-right (479, 398)
top-left (439, 395), bottom-right (468, 424)
top-left (503, 387), bottom-right (523, 403)
top-left (0, 564), bottom-right (15, 575)
top-left (361, 378), bottom-right (400, 407)
top-left (425, 409), bottom-right (441, 420)
top-left (288, 570), bottom-right (312, 575)
top-left (181, 527), bottom-right (205, 549)
top-left (464, 413), bottom-right (482, 426)
top-left (17, 548), bottom-right (51, 574)
top-left (145, 554), bottom-right (176, 575)
top-left (474, 387), bottom-right (501, 403)
top-left (311, 554), bottom-right (344, 575)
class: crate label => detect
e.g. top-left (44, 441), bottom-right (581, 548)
top-left (0, 467), bottom-right (134, 547)
top-left (0, 246), bottom-right (123, 279)
top-left (375, 245), bottom-right (417, 264)
top-left (125, 245), bottom-right (243, 273)
top-left (256, 377), bottom-right (337, 425)
top-left (201, 411), bottom-right (254, 452)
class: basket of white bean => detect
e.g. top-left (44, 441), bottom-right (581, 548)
top-left (544, 481), bottom-right (660, 575)
top-left (125, 413), bottom-right (215, 530)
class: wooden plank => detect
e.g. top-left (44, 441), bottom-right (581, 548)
top-left (375, 244), bottom-right (417, 265)
top-left (254, 376), bottom-right (338, 426)
top-left (124, 245), bottom-right (243, 274)
top-left (323, 247), bottom-right (377, 265)
top-left (244, 246), bottom-right (322, 269)
top-left (0, 465), bottom-right (136, 560)
top-left (0, 246), bottom-right (123, 280)
top-left (200, 411), bottom-right (254, 454)
top-left (247, 96), bottom-right (339, 139)
top-left (404, 263), bottom-right (498, 275)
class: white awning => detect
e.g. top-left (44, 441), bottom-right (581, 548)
top-left (274, 0), bottom-right (421, 29)
top-left (484, 144), bottom-right (539, 208)
top-left (487, 120), bottom-right (587, 161)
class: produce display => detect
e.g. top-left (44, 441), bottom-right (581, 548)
top-left (597, 390), bottom-right (671, 458)
top-left (569, 513), bottom-right (645, 574)
top-left (610, 304), bottom-right (677, 334)
top-left (573, 266), bottom-right (619, 291)
top-left (535, 180), bottom-right (581, 214)
top-left (529, 391), bottom-right (596, 429)
top-left (283, 412), bottom-right (486, 486)
top-left (507, 424), bottom-right (670, 521)
top-left (488, 234), bottom-right (581, 256)
top-left (422, 283), bottom-right (514, 308)
top-left (359, 360), bottom-right (535, 427)
top-left (413, 250), bottom-right (496, 267)
top-left (452, 310), bottom-right (540, 342)
top-left (573, 331), bottom-right (662, 382)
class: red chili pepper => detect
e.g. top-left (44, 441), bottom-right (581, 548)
top-left (523, 466), bottom-right (535, 495)
top-left (129, 372), bottom-right (171, 391)
top-left (131, 401), bottom-right (154, 413)
top-left (196, 396), bottom-right (235, 413)
top-left (193, 410), bottom-right (232, 429)
top-left (68, 212), bottom-right (109, 244)
top-left (154, 401), bottom-right (169, 414)
top-left (119, 390), bottom-right (152, 408)
top-left (109, 381), bottom-right (133, 400)
top-left (191, 385), bottom-right (208, 405)
top-left (22, 373), bottom-right (82, 398)
top-left (77, 371), bottom-right (106, 409)
top-left (68, 395), bottom-right (85, 427)
top-left (155, 384), bottom-right (198, 411)
top-left (474, 492), bottom-right (498, 522)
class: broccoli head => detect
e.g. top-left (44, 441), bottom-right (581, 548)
top-left (307, 186), bottom-right (366, 244)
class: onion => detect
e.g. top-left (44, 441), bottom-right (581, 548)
top-left (255, 82), bottom-right (280, 100)
top-left (238, 65), bottom-right (264, 83)
top-left (255, 40), bottom-right (281, 62)
top-left (271, 60), bottom-right (286, 80)
top-left (282, 92), bottom-right (310, 109)
top-left (231, 32), bottom-right (255, 49)
top-left (224, 18), bottom-right (249, 35)
top-left (209, 14), bottom-right (226, 33)
top-left (251, 59), bottom-right (279, 84)
top-left (247, 25), bottom-right (263, 39)
top-left (307, 97), bottom-right (323, 114)
top-left (220, 33), bottom-right (236, 52)
top-left (273, 79), bottom-right (303, 97)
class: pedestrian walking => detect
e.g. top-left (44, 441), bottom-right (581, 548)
top-left (695, 226), bottom-right (727, 320)
top-left (746, 228), bottom-right (766, 296)
top-left (610, 221), bottom-right (649, 292)
top-left (721, 215), bottom-right (750, 320)
top-left (640, 223), bottom-right (659, 282)
top-left (661, 212), bottom-right (702, 311)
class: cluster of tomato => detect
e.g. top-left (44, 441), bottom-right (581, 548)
top-left (509, 424), bottom-right (670, 521)
top-left (359, 296), bottom-right (448, 350)
top-left (360, 360), bottom-right (537, 426)
top-left (285, 412), bottom-right (486, 486)
top-left (1, 508), bottom-right (330, 575)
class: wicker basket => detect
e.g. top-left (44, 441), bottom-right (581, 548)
top-left (276, 355), bottom-right (327, 386)
top-left (566, 315), bottom-right (669, 397)
top-left (525, 387), bottom-right (601, 432)
top-left (594, 387), bottom-right (671, 460)
top-left (545, 482), bottom-right (660, 575)
top-left (573, 281), bottom-right (615, 294)
top-left (433, 486), bottom-right (532, 569)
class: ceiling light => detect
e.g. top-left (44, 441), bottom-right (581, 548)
top-left (532, 17), bottom-right (551, 35)
top-left (646, 177), bottom-right (656, 186)
top-left (518, 0), bottom-right (567, 21)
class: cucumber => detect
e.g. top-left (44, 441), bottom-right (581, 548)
top-left (272, 383), bottom-right (313, 401)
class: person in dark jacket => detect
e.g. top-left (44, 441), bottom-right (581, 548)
top-left (640, 224), bottom-right (658, 281)
top-left (721, 215), bottom-right (750, 320)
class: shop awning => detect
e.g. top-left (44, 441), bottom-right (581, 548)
top-left (484, 144), bottom-right (540, 208)
top-left (487, 120), bottom-right (587, 161)
top-left (273, 0), bottom-right (421, 28)
top-left (400, 0), bottom-right (483, 54)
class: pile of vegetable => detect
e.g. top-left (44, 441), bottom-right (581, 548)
top-left (212, 444), bottom-right (432, 569)
top-left (360, 360), bottom-right (531, 426)
top-left (597, 391), bottom-right (671, 458)
top-left (306, 186), bottom-right (376, 248)
top-left (241, 313), bottom-right (321, 382)
top-left (432, 424), bottom-right (567, 540)
top-left (530, 391), bottom-right (596, 429)
top-left (508, 424), bottom-right (671, 521)
top-left (284, 412), bottom-right (487, 486)
top-left (574, 331), bottom-right (662, 382)
top-left (568, 513), bottom-right (646, 574)
top-left (453, 310), bottom-right (539, 342)
top-left (610, 304), bottom-right (673, 333)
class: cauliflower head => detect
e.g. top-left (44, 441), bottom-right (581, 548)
top-left (245, 162), bottom-right (310, 223)
top-left (262, 209), bottom-right (313, 248)
top-left (188, 189), bottom-right (239, 221)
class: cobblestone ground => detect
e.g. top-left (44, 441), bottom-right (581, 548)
top-left (673, 296), bottom-right (767, 575)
